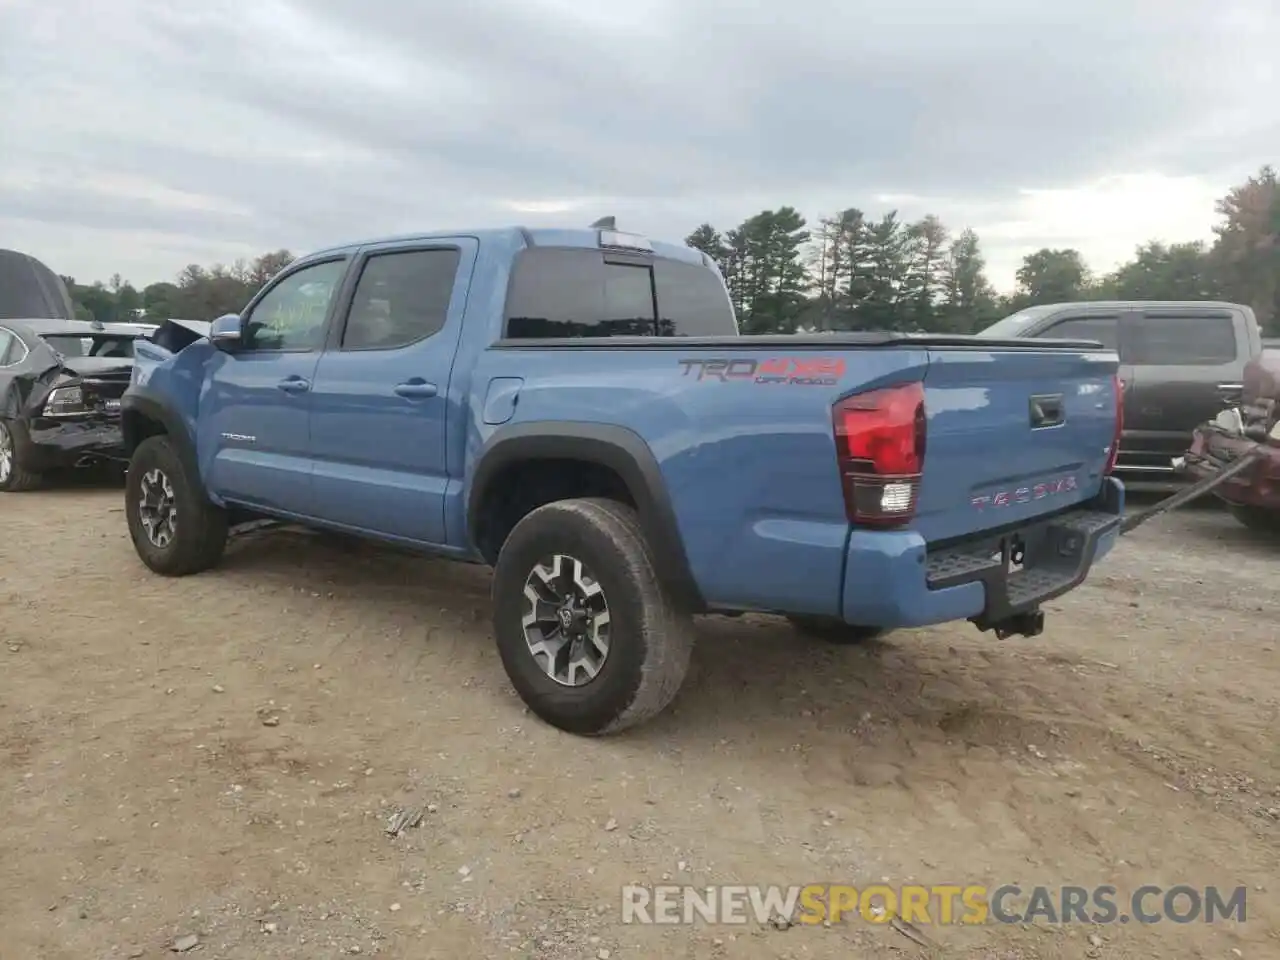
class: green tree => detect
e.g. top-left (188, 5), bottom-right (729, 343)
top-left (1101, 241), bottom-right (1219, 301)
top-left (1209, 164), bottom-right (1280, 332)
top-left (725, 208), bottom-right (811, 333)
top-left (1012, 248), bottom-right (1091, 307)
top-left (939, 228), bottom-right (999, 332)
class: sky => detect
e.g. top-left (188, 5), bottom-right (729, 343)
top-left (1, 0), bottom-right (1277, 294)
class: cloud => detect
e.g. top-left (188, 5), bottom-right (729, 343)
top-left (0, 0), bottom-right (1276, 291)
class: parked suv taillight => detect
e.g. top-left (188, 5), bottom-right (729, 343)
top-left (1104, 373), bottom-right (1123, 475)
top-left (833, 381), bottom-right (926, 528)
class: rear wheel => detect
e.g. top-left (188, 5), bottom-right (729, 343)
top-left (787, 615), bottom-right (886, 645)
top-left (0, 420), bottom-right (42, 492)
top-left (1227, 503), bottom-right (1280, 537)
top-left (491, 497), bottom-right (694, 736)
top-left (126, 435), bottom-right (228, 575)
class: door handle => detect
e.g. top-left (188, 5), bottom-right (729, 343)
top-left (277, 376), bottom-right (310, 394)
top-left (394, 379), bottom-right (438, 399)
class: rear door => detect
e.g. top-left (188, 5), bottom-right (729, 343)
top-left (1118, 308), bottom-right (1244, 464)
top-left (306, 238), bottom-right (477, 545)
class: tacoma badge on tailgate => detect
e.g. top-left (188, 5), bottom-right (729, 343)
top-left (971, 475), bottom-right (1078, 511)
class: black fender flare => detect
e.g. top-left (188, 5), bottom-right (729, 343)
top-left (467, 421), bottom-right (706, 612)
top-left (120, 387), bottom-right (207, 498)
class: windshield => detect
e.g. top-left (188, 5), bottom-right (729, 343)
top-left (975, 306), bottom-right (1060, 338)
top-left (42, 334), bottom-right (137, 359)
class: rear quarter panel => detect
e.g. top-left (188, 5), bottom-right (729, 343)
top-left (461, 345), bottom-right (930, 617)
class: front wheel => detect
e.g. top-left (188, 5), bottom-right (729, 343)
top-left (1227, 503), bottom-right (1280, 537)
top-left (787, 615), bottom-right (886, 645)
top-left (125, 435), bottom-right (228, 576)
top-left (491, 497), bottom-right (695, 736)
top-left (0, 419), bottom-right (43, 492)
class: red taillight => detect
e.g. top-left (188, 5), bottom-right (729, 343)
top-left (1104, 373), bottom-right (1123, 475)
top-left (833, 381), bottom-right (926, 528)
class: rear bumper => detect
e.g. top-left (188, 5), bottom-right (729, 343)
top-left (1181, 429), bottom-right (1280, 508)
top-left (23, 416), bottom-right (126, 471)
top-left (841, 477), bottom-right (1124, 630)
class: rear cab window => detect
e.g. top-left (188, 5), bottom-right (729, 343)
top-left (503, 248), bottom-right (737, 339)
top-left (41, 334), bottom-right (137, 359)
top-left (1121, 313), bottom-right (1238, 365)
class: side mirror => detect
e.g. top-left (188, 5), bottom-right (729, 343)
top-left (209, 313), bottom-right (242, 350)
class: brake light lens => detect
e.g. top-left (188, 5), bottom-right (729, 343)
top-left (833, 381), bottom-right (926, 527)
top-left (1104, 373), bottom-right (1123, 475)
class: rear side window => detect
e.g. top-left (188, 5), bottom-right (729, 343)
top-left (1124, 314), bottom-right (1237, 365)
top-left (504, 247), bottom-right (736, 338)
top-left (342, 248), bottom-right (461, 350)
top-left (1037, 316), bottom-right (1118, 351)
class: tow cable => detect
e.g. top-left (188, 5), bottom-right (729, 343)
top-left (1119, 413), bottom-right (1279, 536)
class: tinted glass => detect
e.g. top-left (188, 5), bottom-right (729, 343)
top-left (653, 258), bottom-right (737, 336)
top-left (504, 247), bottom-right (735, 338)
top-left (976, 305), bottom-right (1060, 338)
top-left (342, 249), bottom-right (461, 350)
top-left (243, 259), bottom-right (347, 351)
top-left (42, 334), bottom-right (136, 358)
top-left (0, 329), bottom-right (15, 366)
top-left (1124, 314), bottom-right (1237, 365)
top-left (1037, 316), bottom-right (1118, 351)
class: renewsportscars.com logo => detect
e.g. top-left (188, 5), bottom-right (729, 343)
top-left (620, 884), bottom-right (1249, 927)
top-left (677, 357), bottom-right (847, 385)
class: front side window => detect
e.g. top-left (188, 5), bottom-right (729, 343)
top-left (1038, 316), bottom-right (1119, 351)
top-left (342, 248), bottom-right (461, 350)
top-left (242, 259), bottom-right (347, 351)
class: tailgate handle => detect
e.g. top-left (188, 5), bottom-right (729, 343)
top-left (1217, 382), bottom-right (1243, 402)
top-left (1029, 394), bottom-right (1064, 429)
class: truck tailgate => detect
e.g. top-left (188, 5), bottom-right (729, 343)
top-left (916, 348), bottom-right (1119, 543)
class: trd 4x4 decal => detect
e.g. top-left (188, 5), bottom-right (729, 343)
top-left (677, 357), bottom-right (846, 385)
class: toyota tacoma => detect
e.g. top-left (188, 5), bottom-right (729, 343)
top-left (120, 222), bottom-right (1126, 735)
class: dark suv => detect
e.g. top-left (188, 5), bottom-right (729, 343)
top-left (979, 301), bottom-right (1263, 488)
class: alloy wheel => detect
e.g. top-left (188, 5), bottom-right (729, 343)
top-left (521, 553), bottom-right (612, 686)
top-left (138, 468), bottom-right (178, 548)
top-left (0, 424), bottom-right (12, 484)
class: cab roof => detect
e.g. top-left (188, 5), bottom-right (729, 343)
top-left (301, 225), bottom-right (711, 269)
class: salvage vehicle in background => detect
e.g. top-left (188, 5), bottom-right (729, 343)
top-left (0, 318), bottom-right (148, 491)
top-left (121, 221), bottom-right (1125, 736)
top-left (1180, 342), bottom-right (1280, 533)
top-left (978, 302), bottom-right (1262, 489)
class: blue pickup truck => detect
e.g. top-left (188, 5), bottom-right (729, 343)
top-left (121, 223), bottom-right (1125, 735)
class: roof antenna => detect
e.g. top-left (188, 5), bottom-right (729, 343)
top-left (589, 216), bottom-right (616, 230)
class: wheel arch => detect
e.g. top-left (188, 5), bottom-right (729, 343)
top-left (120, 388), bottom-right (207, 499)
top-left (467, 421), bottom-right (705, 612)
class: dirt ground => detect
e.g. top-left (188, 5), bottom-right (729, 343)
top-left (1, 479), bottom-right (1277, 960)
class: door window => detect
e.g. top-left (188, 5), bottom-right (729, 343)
top-left (0, 328), bottom-right (16, 366)
top-left (241, 259), bottom-right (347, 352)
top-left (1123, 314), bottom-right (1237, 365)
top-left (1037, 316), bottom-right (1119, 351)
top-left (341, 249), bottom-right (461, 350)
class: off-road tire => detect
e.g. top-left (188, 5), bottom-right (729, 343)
top-left (1227, 503), bottom-right (1280, 537)
top-left (491, 497), bottom-right (695, 736)
top-left (787, 615), bottom-right (886, 645)
top-left (0, 419), bottom-right (43, 492)
top-left (126, 435), bottom-right (228, 576)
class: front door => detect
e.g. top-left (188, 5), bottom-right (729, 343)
top-left (198, 257), bottom-right (350, 516)
top-left (307, 239), bottom-right (477, 544)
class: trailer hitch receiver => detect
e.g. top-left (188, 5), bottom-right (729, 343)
top-left (984, 609), bottom-right (1046, 640)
